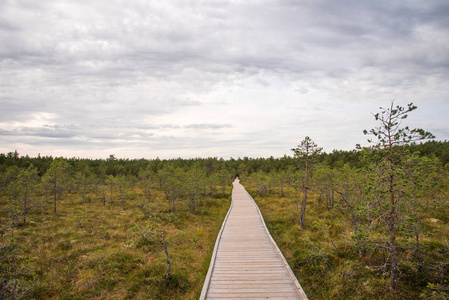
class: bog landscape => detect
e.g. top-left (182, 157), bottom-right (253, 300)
top-left (2, 1), bottom-right (449, 299)
top-left (1, 103), bottom-right (448, 299)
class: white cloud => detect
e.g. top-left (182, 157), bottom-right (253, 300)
top-left (1, 0), bottom-right (448, 159)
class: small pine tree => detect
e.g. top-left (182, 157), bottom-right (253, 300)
top-left (292, 136), bottom-right (322, 229)
top-left (364, 101), bottom-right (434, 290)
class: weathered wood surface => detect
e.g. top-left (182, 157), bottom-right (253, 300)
top-left (200, 179), bottom-right (308, 299)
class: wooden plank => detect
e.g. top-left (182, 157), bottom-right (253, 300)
top-left (207, 292), bottom-right (300, 297)
top-left (208, 298), bottom-right (300, 300)
top-left (200, 179), bottom-right (308, 300)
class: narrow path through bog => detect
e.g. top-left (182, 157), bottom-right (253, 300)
top-left (200, 179), bottom-right (308, 299)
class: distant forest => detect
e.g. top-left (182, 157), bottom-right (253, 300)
top-left (1, 139), bottom-right (448, 299)
top-left (1, 140), bottom-right (448, 178)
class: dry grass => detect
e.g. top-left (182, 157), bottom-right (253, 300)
top-left (0, 187), bottom-right (231, 299)
top-left (248, 185), bottom-right (449, 300)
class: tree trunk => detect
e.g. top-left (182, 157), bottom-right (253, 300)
top-left (336, 190), bottom-right (358, 235)
top-left (300, 158), bottom-right (309, 229)
top-left (121, 187), bottom-right (125, 211)
top-left (110, 181), bottom-right (113, 204)
top-left (389, 173), bottom-right (398, 290)
top-left (162, 230), bottom-right (171, 279)
top-left (300, 195), bottom-right (306, 229)
top-left (330, 187), bottom-right (335, 209)
top-left (388, 129), bottom-right (398, 291)
top-left (53, 178), bottom-right (57, 214)
top-left (23, 189), bottom-right (28, 225)
top-left (415, 232), bottom-right (423, 272)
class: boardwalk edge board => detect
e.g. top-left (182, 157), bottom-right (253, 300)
top-left (199, 191), bottom-right (234, 299)
top-left (244, 189), bottom-right (308, 300)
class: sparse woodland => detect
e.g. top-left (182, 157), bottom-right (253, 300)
top-left (1, 104), bottom-right (448, 299)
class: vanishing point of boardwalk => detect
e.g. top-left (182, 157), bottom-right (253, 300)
top-left (200, 179), bottom-right (308, 299)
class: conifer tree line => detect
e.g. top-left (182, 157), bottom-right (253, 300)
top-left (1, 154), bottom-right (241, 216)
top-left (0, 102), bottom-right (448, 298)
top-left (2, 137), bottom-right (447, 217)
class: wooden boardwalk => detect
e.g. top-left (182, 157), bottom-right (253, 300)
top-left (200, 179), bottom-right (308, 299)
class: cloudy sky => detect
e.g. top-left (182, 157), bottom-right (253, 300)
top-left (1, 0), bottom-right (448, 159)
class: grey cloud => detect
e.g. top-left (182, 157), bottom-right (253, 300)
top-left (294, 87), bottom-right (309, 95)
top-left (145, 124), bottom-right (181, 130)
top-left (1, 0), bottom-right (448, 158)
top-left (0, 18), bottom-right (20, 32)
top-left (2, 0), bottom-right (448, 78)
top-left (170, 98), bottom-right (202, 107)
top-left (0, 98), bottom-right (44, 121)
top-left (185, 124), bottom-right (232, 130)
top-left (0, 124), bottom-right (79, 139)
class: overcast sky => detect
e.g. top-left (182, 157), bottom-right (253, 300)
top-left (1, 0), bottom-right (448, 159)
